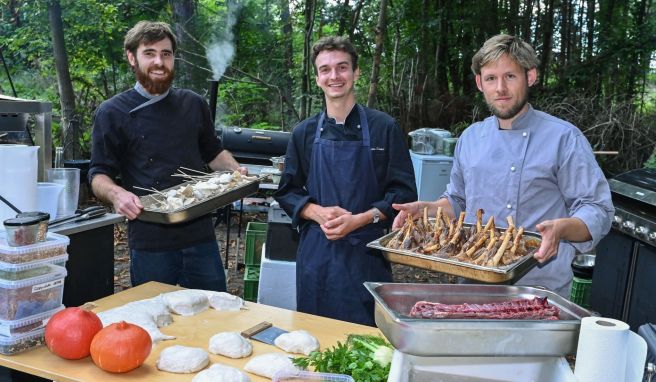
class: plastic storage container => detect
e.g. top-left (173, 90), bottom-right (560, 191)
top-left (0, 232), bottom-right (69, 264)
top-left (0, 305), bottom-right (63, 336)
top-left (0, 327), bottom-right (46, 355)
top-left (408, 128), bottom-right (452, 155)
top-left (273, 370), bottom-right (354, 382)
top-left (0, 264), bottom-right (67, 320)
top-left (243, 266), bottom-right (260, 302)
top-left (0, 254), bottom-right (68, 281)
top-left (245, 222), bottom-right (268, 266)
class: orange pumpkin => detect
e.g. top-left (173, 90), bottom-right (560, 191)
top-left (45, 307), bottom-right (103, 360)
top-left (90, 321), bottom-right (152, 373)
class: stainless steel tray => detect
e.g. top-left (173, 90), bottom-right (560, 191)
top-left (137, 177), bottom-right (261, 224)
top-left (367, 224), bottom-right (540, 283)
top-left (365, 282), bottom-right (591, 357)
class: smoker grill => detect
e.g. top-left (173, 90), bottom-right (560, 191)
top-left (209, 80), bottom-right (290, 165)
top-left (590, 168), bottom-right (656, 330)
top-left (217, 126), bottom-right (290, 165)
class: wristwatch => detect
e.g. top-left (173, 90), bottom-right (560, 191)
top-left (372, 208), bottom-right (381, 224)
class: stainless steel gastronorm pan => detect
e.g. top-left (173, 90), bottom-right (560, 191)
top-left (137, 177), bottom-right (262, 224)
top-left (365, 282), bottom-right (592, 357)
top-left (367, 224), bottom-right (541, 283)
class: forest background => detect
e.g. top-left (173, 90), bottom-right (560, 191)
top-left (1, 0), bottom-right (655, 176)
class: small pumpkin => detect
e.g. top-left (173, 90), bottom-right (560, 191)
top-left (90, 321), bottom-right (152, 373)
top-left (45, 307), bottom-right (103, 360)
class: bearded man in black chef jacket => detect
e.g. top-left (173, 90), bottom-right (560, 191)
top-left (274, 36), bottom-right (417, 326)
top-left (88, 21), bottom-right (246, 291)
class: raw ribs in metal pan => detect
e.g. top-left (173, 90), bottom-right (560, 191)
top-left (409, 297), bottom-right (561, 320)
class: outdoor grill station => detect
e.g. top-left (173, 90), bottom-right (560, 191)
top-left (0, 92), bottom-right (655, 381)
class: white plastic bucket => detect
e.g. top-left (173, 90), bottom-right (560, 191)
top-left (36, 183), bottom-right (64, 222)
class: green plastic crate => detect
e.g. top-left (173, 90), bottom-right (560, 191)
top-left (243, 266), bottom-right (261, 302)
top-left (570, 276), bottom-right (592, 308)
top-left (245, 222), bottom-right (268, 266)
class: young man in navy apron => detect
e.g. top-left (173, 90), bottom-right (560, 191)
top-left (275, 37), bottom-right (417, 326)
top-left (89, 21), bottom-right (246, 292)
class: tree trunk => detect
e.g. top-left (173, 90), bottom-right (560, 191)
top-left (171, 0), bottom-right (199, 91)
top-left (348, 0), bottom-right (365, 40)
top-left (279, 0), bottom-right (296, 130)
top-left (367, 0), bottom-right (388, 108)
top-left (300, 0), bottom-right (316, 120)
top-left (585, 0), bottom-right (595, 60)
top-left (337, 0), bottom-right (349, 36)
top-left (48, 0), bottom-right (78, 159)
top-left (538, 0), bottom-right (555, 88)
top-left (434, 0), bottom-right (449, 95)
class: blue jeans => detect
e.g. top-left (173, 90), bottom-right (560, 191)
top-left (130, 240), bottom-right (227, 292)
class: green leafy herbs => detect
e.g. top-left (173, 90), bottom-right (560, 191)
top-left (292, 334), bottom-right (393, 382)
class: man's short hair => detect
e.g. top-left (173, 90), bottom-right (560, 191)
top-left (124, 21), bottom-right (177, 56)
top-left (471, 34), bottom-right (538, 75)
top-left (311, 36), bottom-right (359, 73)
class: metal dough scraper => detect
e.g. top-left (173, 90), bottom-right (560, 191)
top-left (241, 321), bottom-right (288, 345)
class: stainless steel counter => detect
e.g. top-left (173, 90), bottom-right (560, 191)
top-left (50, 213), bottom-right (123, 235)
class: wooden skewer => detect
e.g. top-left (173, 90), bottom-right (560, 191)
top-left (423, 206), bottom-right (429, 228)
top-left (133, 186), bottom-right (167, 197)
top-left (179, 166), bottom-right (211, 175)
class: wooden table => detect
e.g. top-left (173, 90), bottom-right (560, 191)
top-left (0, 282), bottom-right (380, 382)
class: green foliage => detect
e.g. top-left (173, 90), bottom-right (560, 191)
top-left (292, 334), bottom-right (392, 382)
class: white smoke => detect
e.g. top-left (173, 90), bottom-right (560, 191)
top-left (206, 2), bottom-right (241, 80)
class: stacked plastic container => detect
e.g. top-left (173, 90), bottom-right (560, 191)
top-left (0, 231), bottom-right (68, 355)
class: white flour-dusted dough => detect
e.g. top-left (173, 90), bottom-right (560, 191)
top-left (156, 345), bottom-right (209, 373)
top-left (192, 363), bottom-right (250, 382)
top-left (123, 296), bottom-right (173, 327)
top-left (208, 332), bottom-right (252, 358)
top-left (161, 290), bottom-right (210, 316)
top-left (203, 291), bottom-right (246, 311)
top-left (97, 305), bottom-right (174, 343)
top-left (274, 330), bottom-right (320, 355)
top-left (244, 352), bottom-right (299, 379)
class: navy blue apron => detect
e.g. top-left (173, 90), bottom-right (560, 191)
top-left (296, 105), bottom-right (392, 326)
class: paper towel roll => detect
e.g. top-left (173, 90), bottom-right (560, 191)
top-left (0, 145), bottom-right (39, 223)
top-left (574, 316), bottom-right (647, 382)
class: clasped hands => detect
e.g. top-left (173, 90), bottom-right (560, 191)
top-left (312, 205), bottom-right (360, 241)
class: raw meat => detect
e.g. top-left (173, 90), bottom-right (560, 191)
top-left (208, 332), bottom-right (253, 358)
top-left (410, 297), bottom-right (560, 320)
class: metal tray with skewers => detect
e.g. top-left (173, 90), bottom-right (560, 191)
top-left (367, 208), bottom-right (541, 283)
top-left (136, 169), bottom-right (265, 224)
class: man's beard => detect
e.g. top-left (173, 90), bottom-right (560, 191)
top-left (486, 92), bottom-right (528, 120)
top-left (133, 61), bottom-right (174, 95)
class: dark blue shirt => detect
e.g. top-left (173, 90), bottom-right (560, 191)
top-left (275, 104), bottom-right (417, 228)
top-left (89, 88), bottom-right (222, 250)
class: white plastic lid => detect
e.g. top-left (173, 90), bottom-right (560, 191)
top-left (0, 232), bottom-right (69, 256)
top-left (0, 254), bottom-right (69, 273)
top-left (0, 264), bottom-right (67, 289)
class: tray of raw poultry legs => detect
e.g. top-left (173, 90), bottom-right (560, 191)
top-left (137, 168), bottom-right (266, 224)
top-left (367, 207), bottom-right (542, 283)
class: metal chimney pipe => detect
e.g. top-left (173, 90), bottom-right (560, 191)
top-left (209, 80), bottom-right (219, 123)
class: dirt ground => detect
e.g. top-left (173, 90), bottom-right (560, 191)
top-left (112, 211), bottom-right (456, 296)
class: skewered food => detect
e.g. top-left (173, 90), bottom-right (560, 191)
top-left (387, 208), bottom-right (539, 268)
top-left (409, 296), bottom-right (560, 320)
top-left (144, 169), bottom-right (259, 212)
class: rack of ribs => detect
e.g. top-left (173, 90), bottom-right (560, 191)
top-left (409, 297), bottom-right (560, 320)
